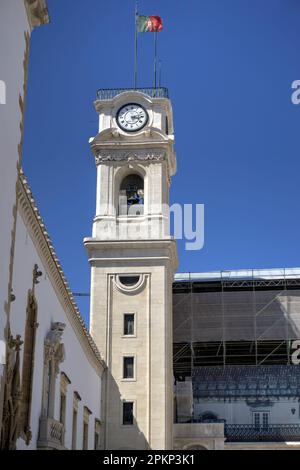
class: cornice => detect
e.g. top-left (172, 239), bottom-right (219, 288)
top-left (84, 238), bottom-right (179, 272)
top-left (17, 169), bottom-right (105, 376)
top-left (24, 0), bottom-right (50, 29)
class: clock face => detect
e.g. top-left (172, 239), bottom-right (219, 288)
top-left (116, 103), bottom-right (148, 132)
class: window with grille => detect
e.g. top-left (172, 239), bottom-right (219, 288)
top-left (254, 412), bottom-right (260, 430)
top-left (262, 412), bottom-right (269, 429)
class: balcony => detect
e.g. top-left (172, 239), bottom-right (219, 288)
top-left (37, 417), bottom-right (65, 450)
top-left (96, 87), bottom-right (169, 101)
top-left (225, 424), bottom-right (300, 442)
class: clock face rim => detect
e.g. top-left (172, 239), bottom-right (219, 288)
top-left (116, 102), bottom-right (149, 133)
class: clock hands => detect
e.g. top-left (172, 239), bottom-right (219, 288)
top-left (117, 103), bottom-right (148, 132)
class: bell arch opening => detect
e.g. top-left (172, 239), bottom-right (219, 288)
top-left (118, 173), bottom-right (144, 216)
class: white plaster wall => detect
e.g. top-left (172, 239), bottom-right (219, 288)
top-left (10, 213), bottom-right (102, 450)
top-left (194, 398), bottom-right (300, 425)
top-left (0, 1), bottom-right (31, 347)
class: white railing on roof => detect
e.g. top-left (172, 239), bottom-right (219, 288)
top-left (174, 267), bottom-right (300, 283)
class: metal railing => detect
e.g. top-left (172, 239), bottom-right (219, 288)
top-left (96, 87), bottom-right (169, 100)
top-left (225, 424), bottom-right (300, 442)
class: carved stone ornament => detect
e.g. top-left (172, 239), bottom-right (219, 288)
top-left (95, 150), bottom-right (166, 165)
top-left (0, 330), bottom-right (23, 450)
top-left (44, 322), bottom-right (66, 376)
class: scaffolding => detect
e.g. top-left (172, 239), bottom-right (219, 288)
top-left (173, 268), bottom-right (300, 378)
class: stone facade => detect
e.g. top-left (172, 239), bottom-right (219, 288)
top-left (173, 423), bottom-right (225, 450)
top-left (85, 91), bottom-right (178, 450)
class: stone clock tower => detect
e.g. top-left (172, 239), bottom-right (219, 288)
top-left (84, 88), bottom-right (178, 450)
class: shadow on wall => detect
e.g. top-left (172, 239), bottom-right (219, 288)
top-left (101, 366), bottom-right (149, 450)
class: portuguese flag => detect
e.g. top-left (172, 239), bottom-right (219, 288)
top-left (137, 15), bottom-right (163, 33)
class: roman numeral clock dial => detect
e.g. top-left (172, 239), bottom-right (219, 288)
top-left (116, 103), bottom-right (149, 132)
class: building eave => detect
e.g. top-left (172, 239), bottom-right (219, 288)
top-left (17, 169), bottom-right (106, 376)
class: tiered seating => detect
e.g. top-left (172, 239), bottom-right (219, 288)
top-left (192, 365), bottom-right (300, 398)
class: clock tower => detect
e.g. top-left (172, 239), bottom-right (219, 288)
top-left (84, 88), bottom-right (178, 450)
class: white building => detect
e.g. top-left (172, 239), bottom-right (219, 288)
top-left (5, 171), bottom-right (104, 450)
top-left (0, 0), bottom-right (50, 445)
top-left (2, 2), bottom-right (300, 452)
top-left (0, 1), bottom-right (105, 451)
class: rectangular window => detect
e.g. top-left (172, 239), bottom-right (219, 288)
top-left (124, 314), bottom-right (135, 336)
top-left (254, 412), bottom-right (260, 430)
top-left (72, 409), bottom-right (77, 450)
top-left (94, 431), bottom-right (99, 450)
top-left (60, 393), bottom-right (66, 426)
top-left (83, 422), bottom-right (88, 450)
top-left (123, 357), bottom-right (134, 379)
top-left (262, 412), bottom-right (269, 429)
top-left (94, 419), bottom-right (101, 450)
top-left (253, 412), bottom-right (269, 430)
top-left (123, 402), bottom-right (134, 425)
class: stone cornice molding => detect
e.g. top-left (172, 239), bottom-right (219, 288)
top-left (74, 391), bottom-right (82, 403)
top-left (84, 238), bottom-right (178, 272)
top-left (90, 127), bottom-right (173, 147)
top-left (17, 169), bottom-right (105, 376)
top-left (24, 0), bottom-right (50, 29)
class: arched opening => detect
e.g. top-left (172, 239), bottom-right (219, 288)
top-left (185, 445), bottom-right (208, 450)
top-left (119, 174), bottom-right (144, 216)
top-left (199, 412), bottom-right (218, 423)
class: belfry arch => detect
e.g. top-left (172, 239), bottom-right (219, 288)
top-left (118, 173), bottom-right (144, 216)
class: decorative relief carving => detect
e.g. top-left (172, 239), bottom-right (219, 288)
top-left (20, 290), bottom-right (39, 445)
top-left (24, 0), bottom-right (50, 28)
top-left (40, 322), bottom-right (66, 446)
top-left (33, 264), bottom-right (43, 285)
top-left (0, 331), bottom-right (23, 450)
top-left (38, 324), bottom-right (67, 450)
top-left (95, 150), bottom-right (166, 165)
top-left (44, 323), bottom-right (66, 377)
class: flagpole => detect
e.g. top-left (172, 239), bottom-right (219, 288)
top-left (134, 0), bottom-right (138, 88)
top-left (158, 60), bottom-right (162, 88)
top-left (154, 31), bottom-right (158, 92)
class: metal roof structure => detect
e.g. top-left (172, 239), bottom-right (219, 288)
top-left (173, 267), bottom-right (300, 376)
top-left (175, 268), bottom-right (300, 283)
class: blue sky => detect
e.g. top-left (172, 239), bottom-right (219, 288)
top-left (23, 0), bottom-right (300, 324)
